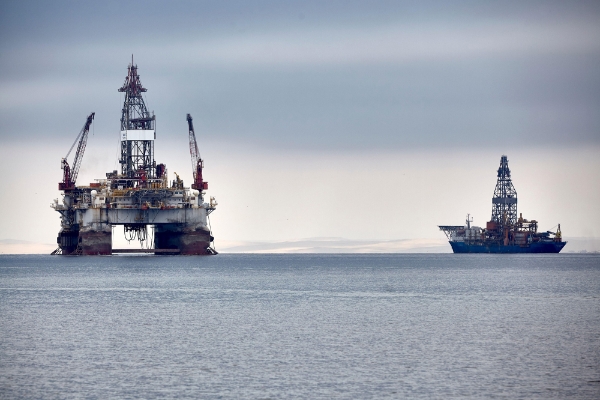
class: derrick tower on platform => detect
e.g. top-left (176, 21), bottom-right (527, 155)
top-left (119, 58), bottom-right (156, 181)
top-left (491, 155), bottom-right (518, 231)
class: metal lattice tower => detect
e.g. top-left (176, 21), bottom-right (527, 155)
top-left (491, 155), bottom-right (518, 227)
top-left (118, 58), bottom-right (155, 180)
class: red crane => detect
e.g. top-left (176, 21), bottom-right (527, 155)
top-left (59, 112), bottom-right (95, 190)
top-left (186, 114), bottom-right (208, 191)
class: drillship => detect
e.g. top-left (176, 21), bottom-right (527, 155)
top-left (51, 59), bottom-right (217, 255)
top-left (438, 155), bottom-right (566, 253)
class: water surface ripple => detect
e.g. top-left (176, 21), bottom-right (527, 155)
top-left (1, 254), bottom-right (599, 399)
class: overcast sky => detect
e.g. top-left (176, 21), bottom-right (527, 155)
top-left (1, 0), bottom-right (599, 249)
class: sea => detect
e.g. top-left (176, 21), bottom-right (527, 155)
top-left (1, 254), bottom-right (599, 399)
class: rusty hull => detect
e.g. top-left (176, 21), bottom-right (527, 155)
top-left (79, 230), bottom-right (112, 255)
top-left (154, 224), bottom-right (213, 255)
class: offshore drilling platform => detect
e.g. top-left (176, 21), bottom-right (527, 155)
top-left (51, 60), bottom-right (217, 255)
top-left (439, 155), bottom-right (566, 253)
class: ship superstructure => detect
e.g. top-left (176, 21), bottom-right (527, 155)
top-left (439, 155), bottom-right (565, 253)
top-left (51, 60), bottom-right (217, 255)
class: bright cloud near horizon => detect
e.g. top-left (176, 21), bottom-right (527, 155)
top-left (0, 0), bottom-right (599, 252)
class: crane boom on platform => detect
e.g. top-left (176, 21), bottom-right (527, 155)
top-left (186, 113), bottom-right (207, 190)
top-left (59, 112), bottom-right (95, 190)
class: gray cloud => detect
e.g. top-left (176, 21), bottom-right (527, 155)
top-left (1, 0), bottom-right (599, 150)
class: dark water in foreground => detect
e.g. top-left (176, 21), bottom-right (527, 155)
top-left (1, 254), bottom-right (599, 399)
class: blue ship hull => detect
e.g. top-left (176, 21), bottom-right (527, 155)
top-left (450, 241), bottom-right (566, 253)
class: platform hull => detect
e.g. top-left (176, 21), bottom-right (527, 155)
top-left (56, 230), bottom-right (79, 255)
top-left (450, 241), bottom-right (566, 253)
top-left (55, 206), bottom-right (215, 256)
top-left (80, 230), bottom-right (112, 255)
top-left (154, 224), bottom-right (214, 255)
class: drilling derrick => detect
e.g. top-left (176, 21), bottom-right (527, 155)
top-left (491, 155), bottom-right (518, 233)
top-left (52, 59), bottom-right (217, 256)
top-left (118, 58), bottom-right (155, 182)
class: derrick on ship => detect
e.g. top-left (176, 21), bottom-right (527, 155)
top-left (51, 59), bottom-right (217, 255)
top-left (438, 155), bottom-right (566, 254)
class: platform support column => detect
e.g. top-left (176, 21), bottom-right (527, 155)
top-left (79, 227), bottom-right (112, 255)
top-left (56, 229), bottom-right (80, 255)
top-left (154, 224), bottom-right (213, 255)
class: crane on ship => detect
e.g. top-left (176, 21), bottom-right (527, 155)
top-left (186, 113), bottom-right (207, 191)
top-left (59, 112), bottom-right (95, 190)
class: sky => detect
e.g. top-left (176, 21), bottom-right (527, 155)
top-left (1, 0), bottom-right (599, 252)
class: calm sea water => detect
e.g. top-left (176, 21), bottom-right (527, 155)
top-left (1, 254), bottom-right (599, 399)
